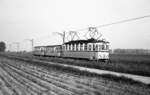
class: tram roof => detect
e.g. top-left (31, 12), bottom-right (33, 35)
top-left (34, 45), bottom-right (61, 48)
top-left (64, 38), bottom-right (109, 44)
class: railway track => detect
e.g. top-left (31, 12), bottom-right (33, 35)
top-left (0, 55), bottom-right (150, 95)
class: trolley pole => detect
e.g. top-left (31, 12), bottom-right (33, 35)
top-left (63, 31), bottom-right (65, 44)
top-left (52, 31), bottom-right (66, 44)
top-left (52, 31), bottom-right (66, 57)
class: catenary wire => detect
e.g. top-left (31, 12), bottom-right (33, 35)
top-left (73, 14), bottom-right (150, 32)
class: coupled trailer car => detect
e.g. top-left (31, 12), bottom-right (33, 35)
top-left (33, 38), bottom-right (109, 61)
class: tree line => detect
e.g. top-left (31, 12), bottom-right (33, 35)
top-left (0, 41), bottom-right (6, 52)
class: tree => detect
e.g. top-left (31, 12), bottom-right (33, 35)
top-left (0, 41), bottom-right (6, 52)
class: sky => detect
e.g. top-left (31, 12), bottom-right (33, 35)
top-left (0, 0), bottom-right (150, 51)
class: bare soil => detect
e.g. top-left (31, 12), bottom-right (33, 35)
top-left (0, 56), bottom-right (150, 95)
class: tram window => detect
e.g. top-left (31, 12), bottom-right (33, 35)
top-left (72, 44), bottom-right (74, 51)
top-left (50, 48), bottom-right (52, 52)
top-left (106, 45), bottom-right (109, 50)
top-left (69, 45), bottom-right (71, 51)
top-left (89, 45), bottom-right (91, 51)
top-left (57, 48), bottom-right (59, 52)
top-left (67, 45), bottom-right (69, 51)
top-left (63, 46), bottom-right (65, 51)
top-left (54, 48), bottom-right (56, 52)
top-left (76, 44), bottom-right (78, 51)
top-left (49, 48), bottom-right (50, 52)
top-left (55, 47), bottom-right (57, 52)
top-left (80, 44), bottom-right (83, 51)
top-left (52, 48), bottom-right (53, 52)
top-left (51, 47), bottom-right (53, 53)
top-left (74, 44), bottom-right (76, 51)
top-left (53, 47), bottom-right (55, 52)
top-left (99, 45), bottom-right (102, 51)
top-left (45, 48), bottom-right (47, 51)
top-left (66, 46), bottom-right (68, 51)
top-left (70, 44), bottom-right (72, 51)
top-left (93, 44), bottom-right (95, 51)
top-left (52, 48), bottom-right (54, 53)
top-left (102, 44), bottom-right (105, 50)
top-left (66, 45), bottom-right (67, 51)
top-left (54, 48), bottom-right (55, 53)
top-left (84, 44), bottom-right (87, 51)
top-left (49, 48), bottom-right (51, 52)
top-left (78, 44), bottom-right (80, 51)
top-left (96, 45), bottom-right (98, 51)
top-left (57, 47), bottom-right (58, 52)
top-left (55, 48), bottom-right (57, 53)
top-left (57, 47), bottom-right (60, 52)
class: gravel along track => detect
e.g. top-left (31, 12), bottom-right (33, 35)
top-left (0, 56), bottom-right (150, 95)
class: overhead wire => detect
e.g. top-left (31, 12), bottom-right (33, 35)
top-left (73, 14), bottom-right (150, 32)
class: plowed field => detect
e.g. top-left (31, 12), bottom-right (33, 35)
top-left (0, 56), bottom-right (150, 95)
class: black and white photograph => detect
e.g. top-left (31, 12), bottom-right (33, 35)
top-left (0, 0), bottom-right (150, 95)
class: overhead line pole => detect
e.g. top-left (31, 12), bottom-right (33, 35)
top-left (24, 39), bottom-right (34, 51)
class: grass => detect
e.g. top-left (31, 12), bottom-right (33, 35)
top-left (33, 53), bottom-right (150, 77)
top-left (110, 53), bottom-right (150, 65)
top-left (1, 52), bottom-right (150, 77)
top-left (110, 54), bottom-right (150, 76)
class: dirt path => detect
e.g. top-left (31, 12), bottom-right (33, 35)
top-left (0, 57), bottom-right (150, 95)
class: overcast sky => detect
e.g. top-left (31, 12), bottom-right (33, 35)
top-left (0, 0), bottom-right (150, 51)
